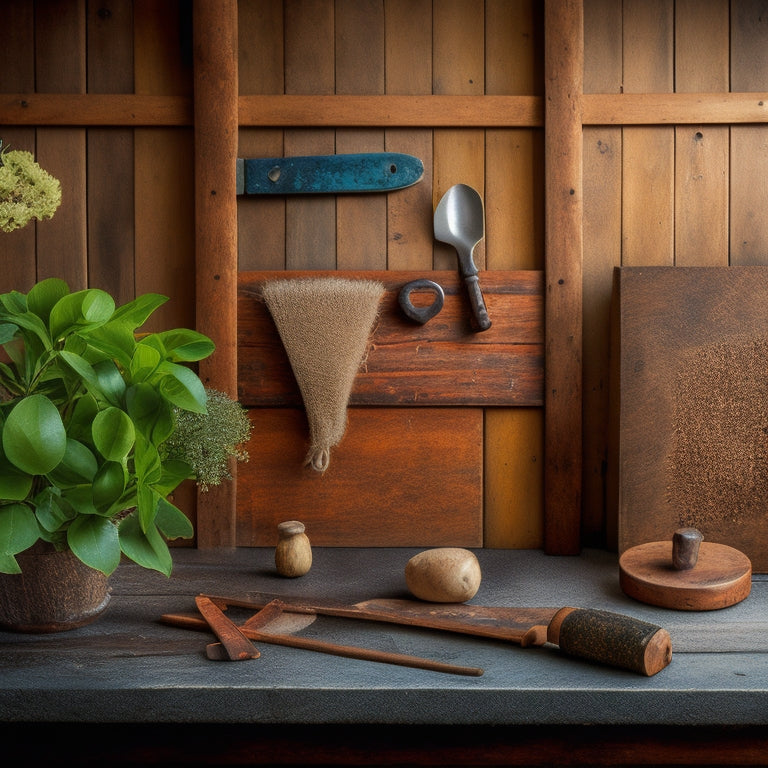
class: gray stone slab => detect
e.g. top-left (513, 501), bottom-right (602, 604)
top-left (0, 548), bottom-right (765, 725)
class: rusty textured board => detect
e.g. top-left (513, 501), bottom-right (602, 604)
top-left (609, 266), bottom-right (768, 572)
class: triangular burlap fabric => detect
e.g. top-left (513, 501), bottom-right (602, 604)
top-left (262, 277), bottom-right (385, 472)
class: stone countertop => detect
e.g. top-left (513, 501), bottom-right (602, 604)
top-left (0, 547), bottom-right (765, 726)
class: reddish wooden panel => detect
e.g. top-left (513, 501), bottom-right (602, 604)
top-left (236, 407), bottom-right (483, 546)
top-left (237, 270), bottom-right (544, 408)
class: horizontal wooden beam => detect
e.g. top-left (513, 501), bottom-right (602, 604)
top-left (0, 93), bottom-right (193, 125)
top-left (238, 94), bottom-right (542, 126)
top-left (583, 92), bottom-right (768, 124)
top-left (3, 92), bottom-right (768, 128)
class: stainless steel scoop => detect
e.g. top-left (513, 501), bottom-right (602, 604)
top-left (434, 184), bottom-right (491, 331)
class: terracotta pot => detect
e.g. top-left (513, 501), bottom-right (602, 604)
top-left (0, 543), bottom-right (111, 633)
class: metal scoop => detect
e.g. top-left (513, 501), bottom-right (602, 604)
top-left (434, 184), bottom-right (491, 331)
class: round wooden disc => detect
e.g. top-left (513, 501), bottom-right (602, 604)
top-left (619, 541), bottom-right (752, 610)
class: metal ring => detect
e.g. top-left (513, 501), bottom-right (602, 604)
top-left (398, 279), bottom-right (445, 324)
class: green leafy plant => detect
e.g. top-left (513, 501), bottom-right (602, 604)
top-left (0, 278), bottom-right (249, 577)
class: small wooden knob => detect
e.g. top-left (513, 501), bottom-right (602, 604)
top-left (672, 528), bottom-right (703, 570)
top-left (275, 520), bottom-right (312, 578)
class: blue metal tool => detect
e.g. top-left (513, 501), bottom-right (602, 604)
top-left (236, 153), bottom-right (424, 195)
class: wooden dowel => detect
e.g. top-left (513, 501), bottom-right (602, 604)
top-left (160, 613), bottom-right (483, 677)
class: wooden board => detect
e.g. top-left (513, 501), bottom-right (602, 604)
top-left (619, 540), bottom-right (752, 610)
top-left (237, 270), bottom-right (543, 408)
top-left (608, 266), bottom-right (768, 572)
top-left (236, 407), bottom-right (483, 547)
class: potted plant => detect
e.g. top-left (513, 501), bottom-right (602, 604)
top-left (0, 277), bottom-right (251, 631)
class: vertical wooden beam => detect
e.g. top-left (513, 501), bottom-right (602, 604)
top-left (193, 0), bottom-right (239, 547)
top-left (544, 0), bottom-right (583, 554)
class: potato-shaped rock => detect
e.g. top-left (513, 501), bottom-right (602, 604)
top-left (405, 548), bottom-right (482, 603)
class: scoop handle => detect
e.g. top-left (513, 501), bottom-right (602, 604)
top-left (463, 273), bottom-right (492, 331)
top-left (547, 607), bottom-right (672, 676)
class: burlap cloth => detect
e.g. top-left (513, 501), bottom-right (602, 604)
top-left (262, 277), bottom-right (385, 472)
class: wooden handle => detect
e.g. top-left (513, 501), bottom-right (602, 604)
top-left (463, 274), bottom-right (492, 331)
top-left (547, 607), bottom-right (672, 676)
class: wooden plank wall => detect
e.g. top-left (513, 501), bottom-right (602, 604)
top-left (235, 0), bottom-right (546, 550)
top-left (3, 0), bottom-right (768, 551)
top-left (583, 0), bottom-right (768, 546)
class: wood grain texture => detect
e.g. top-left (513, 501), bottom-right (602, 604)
top-left (87, 0), bottom-right (135, 304)
top-left (335, 0), bottom-right (386, 271)
top-left (284, 0), bottom-right (335, 270)
top-left (543, 0), bottom-right (583, 555)
top-left (581, 0), bottom-right (622, 545)
top-left (237, 270), bottom-right (544, 408)
top-left (730, 1), bottom-right (768, 266)
top-left (609, 266), bottom-right (768, 573)
top-left (193, 0), bottom-right (239, 548)
top-left (34, 0), bottom-right (87, 288)
top-left (621, 0), bottom-right (674, 268)
top-left (674, 0), bottom-right (729, 267)
top-left (483, 0), bottom-right (544, 549)
top-left (432, 0), bottom-right (485, 271)
top-left (619, 541), bottom-right (752, 611)
top-left (236, 407), bottom-right (483, 547)
top-left (236, 0), bottom-right (285, 271)
top-left (384, 0), bottom-right (434, 271)
top-left (0, 1), bottom-right (36, 293)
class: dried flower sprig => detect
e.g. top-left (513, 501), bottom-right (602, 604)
top-left (164, 388), bottom-right (252, 491)
top-left (0, 146), bottom-right (62, 232)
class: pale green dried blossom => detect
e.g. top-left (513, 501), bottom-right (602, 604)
top-left (164, 388), bottom-right (252, 491)
top-left (0, 148), bottom-right (62, 232)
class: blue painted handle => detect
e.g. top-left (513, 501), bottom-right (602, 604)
top-left (237, 153), bottom-right (424, 195)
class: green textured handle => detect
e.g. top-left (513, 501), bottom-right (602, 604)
top-left (547, 607), bottom-right (672, 676)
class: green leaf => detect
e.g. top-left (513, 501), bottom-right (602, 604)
top-left (155, 496), bottom-right (194, 540)
top-left (155, 459), bottom-right (193, 496)
top-left (26, 278), bottom-right (70, 326)
top-left (66, 395), bottom-right (99, 446)
top-left (2, 307), bottom-right (52, 352)
top-left (91, 461), bottom-right (126, 513)
top-left (129, 342), bottom-right (161, 383)
top-left (158, 362), bottom-right (208, 414)
top-left (0, 290), bottom-right (27, 315)
top-left (46, 438), bottom-right (98, 487)
top-left (125, 383), bottom-right (174, 444)
top-left (0, 322), bottom-right (18, 344)
top-left (111, 293), bottom-right (168, 330)
top-left (0, 552), bottom-right (21, 574)
top-left (33, 488), bottom-right (74, 533)
top-left (118, 511), bottom-right (173, 576)
top-left (79, 321), bottom-right (137, 369)
top-left (156, 329), bottom-right (215, 362)
top-left (136, 481), bottom-right (158, 533)
top-left (49, 288), bottom-right (115, 341)
top-left (67, 514), bottom-right (121, 575)
top-left (0, 450), bottom-right (33, 500)
top-left (134, 432), bottom-right (162, 486)
top-left (92, 360), bottom-right (127, 405)
top-left (0, 503), bottom-right (40, 554)
top-left (2, 394), bottom-right (67, 475)
top-left (92, 407), bottom-right (135, 461)
top-left (59, 349), bottom-right (101, 392)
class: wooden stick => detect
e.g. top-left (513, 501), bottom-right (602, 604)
top-left (160, 612), bottom-right (483, 677)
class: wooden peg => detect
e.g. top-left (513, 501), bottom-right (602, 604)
top-left (672, 528), bottom-right (704, 570)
